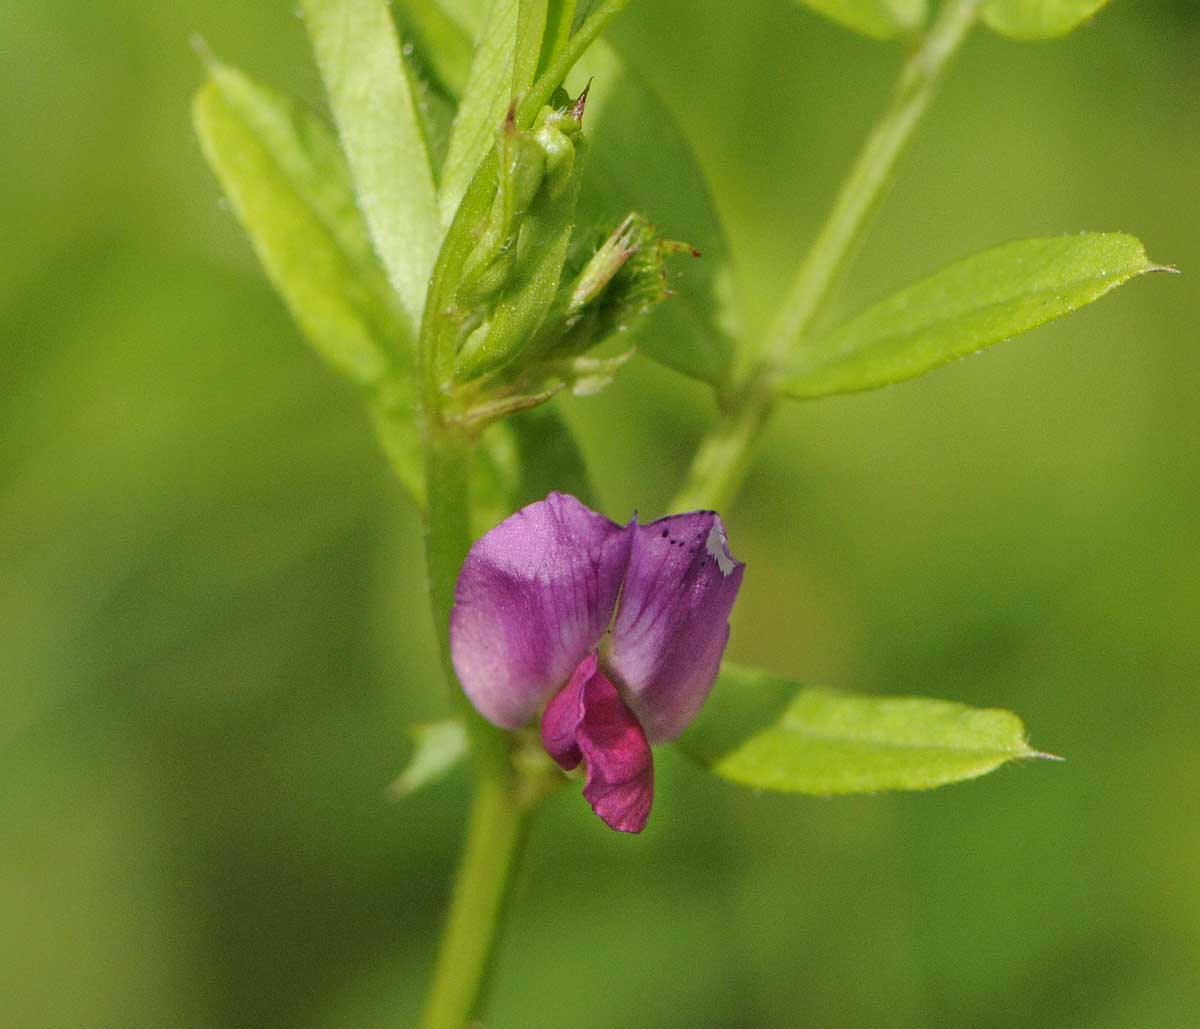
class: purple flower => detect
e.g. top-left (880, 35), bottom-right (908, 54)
top-left (450, 493), bottom-right (744, 833)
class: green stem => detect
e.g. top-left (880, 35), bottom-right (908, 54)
top-left (765, 0), bottom-right (981, 369)
top-left (420, 775), bottom-right (531, 1029)
top-left (674, 0), bottom-right (980, 511)
top-left (412, 5), bottom-right (641, 1025)
top-left (671, 390), bottom-right (775, 513)
top-left (418, 424), bottom-right (526, 1029)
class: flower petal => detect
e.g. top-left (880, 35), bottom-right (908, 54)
top-left (607, 512), bottom-right (744, 742)
top-left (541, 653), bottom-right (654, 834)
top-left (450, 493), bottom-right (633, 729)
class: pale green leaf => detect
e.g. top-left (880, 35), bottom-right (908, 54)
top-left (571, 41), bottom-right (737, 386)
top-left (791, 0), bottom-right (926, 40)
top-left (983, 0), bottom-right (1111, 39)
top-left (514, 0), bottom-right (551, 101)
top-left (192, 61), bottom-right (406, 387)
top-left (679, 665), bottom-right (1051, 794)
top-left (439, 0), bottom-right (525, 225)
top-left (388, 720), bottom-right (468, 797)
top-left (782, 234), bottom-right (1167, 399)
top-left (302, 0), bottom-right (441, 331)
top-left (369, 378), bottom-right (425, 505)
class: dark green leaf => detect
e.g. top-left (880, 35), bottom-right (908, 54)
top-left (509, 403), bottom-right (597, 506)
top-left (572, 41), bottom-right (737, 386)
top-left (983, 0), bottom-right (1111, 39)
top-left (782, 234), bottom-right (1167, 399)
top-left (679, 665), bottom-right (1052, 793)
top-left (471, 402), bottom-right (597, 534)
top-left (192, 61), bottom-right (406, 387)
top-left (302, 0), bottom-right (441, 332)
top-left (790, 0), bottom-right (926, 40)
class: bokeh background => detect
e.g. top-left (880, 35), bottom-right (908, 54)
top-left (3, 0), bottom-right (1198, 1025)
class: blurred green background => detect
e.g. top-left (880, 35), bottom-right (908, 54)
top-left (3, 0), bottom-right (1198, 1025)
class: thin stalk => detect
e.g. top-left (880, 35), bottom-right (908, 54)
top-left (420, 776), bottom-right (531, 1029)
top-left (413, 8), bottom-right (643, 1024)
top-left (417, 424), bottom-right (527, 1029)
top-left (764, 0), bottom-right (982, 369)
top-left (520, 0), bottom-right (632, 120)
top-left (671, 391), bottom-right (775, 513)
top-left (673, 0), bottom-right (980, 512)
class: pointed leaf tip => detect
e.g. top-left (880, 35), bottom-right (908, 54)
top-left (679, 665), bottom-right (1049, 794)
top-left (782, 233), bottom-right (1164, 400)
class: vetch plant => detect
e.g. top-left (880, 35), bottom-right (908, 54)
top-left (192, 0), bottom-right (1172, 1024)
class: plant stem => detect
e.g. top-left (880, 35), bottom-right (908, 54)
top-left (417, 424), bottom-right (528, 1029)
top-left (416, 1), bottom-right (641, 1008)
top-left (420, 774), bottom-right (531, 1029)
top-left (673, 0), bottom-right (980, 511)
top-left (765, 0), bottom-right (981, 368)
top-left (671, 389), bottom-right (775, 513)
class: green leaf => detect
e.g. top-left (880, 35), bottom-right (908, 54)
top-left (388, 720), bottom-right (468, 797)
top-left (369, 378), bottom-right (425, 505)
top-left (983, 0), bottom-right (1111, 39)
top-left (679, 665), bottom-right (1051, 794)
top-left (514, 0), bottom-right (551, 101)
top-left (790, 0), bottom-right (927, 40)
top-left (192, 61), bottom-right (406, 388)
top-left (781, 234), bottom-right (1167, 399)
top-left (572, 41), bottom-right (737, 386)
top-left (302, 0), bottom-right (441, 332)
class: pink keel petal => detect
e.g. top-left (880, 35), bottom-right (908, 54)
top-left (450, 493), bottom-right (633, 730)
top-left (608, 512), bottom-right (745, 743)
top-left (542, 654), bottom-right (654, 834)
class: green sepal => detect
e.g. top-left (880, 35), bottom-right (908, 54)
top-left (571, 41), bottom-right (737, 387)
top-left (455, 104), bottom-right (588, 381)
top-left (519, 214), bottom-right (695, 368)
